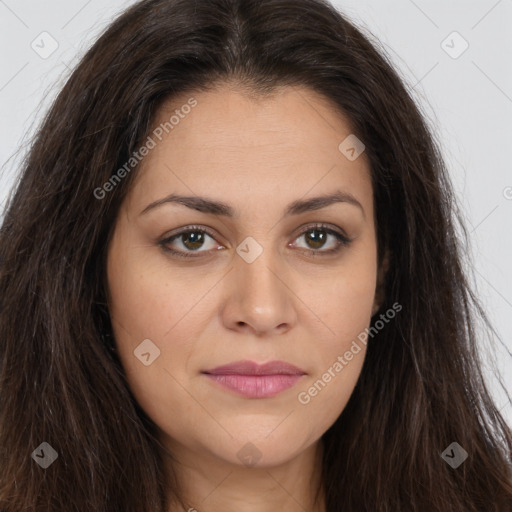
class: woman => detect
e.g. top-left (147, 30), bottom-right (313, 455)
top-left (0, 0), bottom-right (510, 510)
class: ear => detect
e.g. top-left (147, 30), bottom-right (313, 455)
top-left (371, 248), bottom-right (391, 316)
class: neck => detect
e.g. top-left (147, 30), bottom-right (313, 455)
top-left (162, 437), bottom-right (326, 512)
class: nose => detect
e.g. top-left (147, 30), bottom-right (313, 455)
top-left (220, 247), bottom-right (297, 337)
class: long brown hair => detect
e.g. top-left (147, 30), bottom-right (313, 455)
top-left (0, 0), bottom-right (510, 510)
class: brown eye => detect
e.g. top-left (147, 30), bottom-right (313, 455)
top-left (159, 223), bottom-right (351, 260)
top-left (303, 229), bottom-right (328, 250)
top-left (179, 231), bottom-right (207, 251)
top-left (291, 224), bottom-right (351, 256)
top-left (159, 226), bottom-right (222, 258)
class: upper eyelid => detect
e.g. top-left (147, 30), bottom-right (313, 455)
top-left (162, 225), bottom-right (221, 245)
top-left (160, 223), bottom-right (349, 248)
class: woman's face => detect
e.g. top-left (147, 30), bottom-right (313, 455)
top-left (107, 84), bottom-right (379, 469)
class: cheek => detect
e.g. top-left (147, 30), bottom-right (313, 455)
top-left (293, 248), bottom-right (376, 422)
top-left (330, 272), bottom-right (376, 342)
top-left (309, 246), bottom-right (377, 353)
top-left (106, 250), bottom-right (201, 433)
top-left (106, 233), bottom-right (215, 405)
top-left (294, 281), bottom-right (371, 436)
top-left (107, 236), bottom-right (201, 342)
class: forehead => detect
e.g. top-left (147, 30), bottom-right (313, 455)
top-left (127, 84), bottom-right (373, 220)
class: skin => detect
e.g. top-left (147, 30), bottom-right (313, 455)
top-left (107, 83), bottom-right (383, 512)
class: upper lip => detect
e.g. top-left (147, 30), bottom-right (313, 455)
top-left (202, 360), bottom-right (306, 376)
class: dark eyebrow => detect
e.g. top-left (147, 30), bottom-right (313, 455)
top-left (139, 190), bottom-right (365, 219)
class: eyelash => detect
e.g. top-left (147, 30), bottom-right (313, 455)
top-left (159, 223), bottom-right (352, 260)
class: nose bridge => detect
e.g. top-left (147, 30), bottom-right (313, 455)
top-left (236, 238), bottom-right (284, 305)
top-left (225, 236), bottom-right (296, 333)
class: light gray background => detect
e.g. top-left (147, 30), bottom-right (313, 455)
top-left (0, 0), bottom-right (511, 425)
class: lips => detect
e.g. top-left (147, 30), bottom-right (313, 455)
top-left (202, 360), bottom-right (306, 376)
top-left (202, 360), bottom-right (306, 398)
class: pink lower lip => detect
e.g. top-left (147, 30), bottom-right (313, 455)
top-left (204, 373), bottom-right (304, 398)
